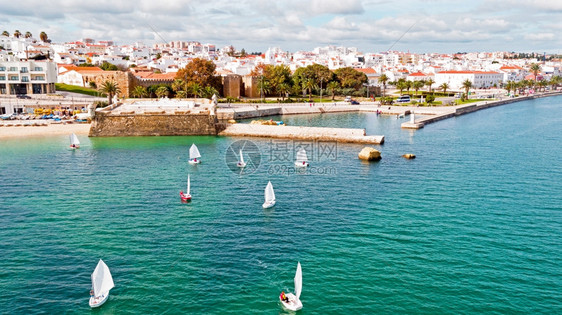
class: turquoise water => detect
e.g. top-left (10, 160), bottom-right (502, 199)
top-left (1, 97), bottom-right (561, 314)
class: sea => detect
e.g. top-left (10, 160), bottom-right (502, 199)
top-left (0, 96), bottom-right (561, 314)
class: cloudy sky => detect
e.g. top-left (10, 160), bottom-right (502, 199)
top-left (1, 0), bottom-right (561, 54)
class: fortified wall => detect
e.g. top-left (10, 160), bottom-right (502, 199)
top-left (89, 112), bottom-right (218, 137)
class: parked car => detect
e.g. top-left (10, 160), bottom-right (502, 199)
top-left (16, 94), bottom-right (31, 99)
top-left (350, 100), bottom-right (360, 105)
top-left (395, 95), bottom-right (411, 103)
top-left (344, 96), bottom-right (352, 102)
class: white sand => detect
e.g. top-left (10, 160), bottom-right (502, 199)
top-left (0, 121), bottom-right (91, 139)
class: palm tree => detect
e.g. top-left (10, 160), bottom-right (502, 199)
top-left (131, 86), bottom-right (148, 98)
top-left (425, 78), bottom-right (435, 92)
top-left (24, 31), bottom-right (32, 38)
top-left (257, 77), bottom-right (271, 101)
top-left (405, 80), bottom-right (412, 93)
top-left (202, 86), bottom-right (219, 99)
top-left (13, 30), bottom-right (21, 38)
top-left (155, 86), bottom-right (169, 98)
top-left (1, 31), bottom-right (8, 37)
top-left (98, 80), bottom-right (121, 104)
top-left (303, 78), bottom-right (318, 101)
top-left (529, 63), bottom-right (541, 85)
top-left (538, 80), bottom-right (548, 92)
top-left (396, 81), bottom-right (407, 95)
top-left (549, 75), bottom-right (561, 91)
top-left (327, 81), bottom-right (340, 101)
top-left (378, 74), bottom-right (389, 97)
top-left (462, 79), bottom-right (472, 98)
top-left (39, 31), bottom-right (48, 42)
top-left (413, 80), bottom-right (424, 95)
top-left (277, 82), bottom-right (291, 100)
top-left (439, 83), bottom-right (449, 94)
top-left (171, 79), bottom-right (186, 95)
top-left (190, 83), bottom-right (203, 98)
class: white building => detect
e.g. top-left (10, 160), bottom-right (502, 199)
top-left (0, 57), bottom-right (57, 96)
top-left (434, 70), bottom-right (503, 90)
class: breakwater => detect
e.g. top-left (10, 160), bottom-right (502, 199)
top-left (402, 91), bottom-right (562, 129)
top-left (219, 123), bottom-right (384, 144)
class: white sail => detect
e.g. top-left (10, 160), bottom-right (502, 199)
top-left (189, 144), bottom-right (201, 159)
top-left (239, 149), bottom-right (245, 164)
top-left (187, 174), bottom-right (191, 195)
top-left (265, 181), bottom-right (275, 202)
top-left (296, 148), bottom-right (307, 163)
top-left (294, 262), bottom-right (302, 299)
top-left (70, 133), bottom-right (80, 146)
top-left (91, 259), bottom-right (114, 298)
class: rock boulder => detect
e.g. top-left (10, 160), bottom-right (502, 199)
top-left (402, 153), bottom-right (416, 159)
top-left (358, 147), bottom-right (381, 161)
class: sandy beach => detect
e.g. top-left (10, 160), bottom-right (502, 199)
top-left (0, 121), bottom-right (91, 139)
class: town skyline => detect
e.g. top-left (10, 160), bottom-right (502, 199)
top-left (2, 0), bottom-right (562, 54)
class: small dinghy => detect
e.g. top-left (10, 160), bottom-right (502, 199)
top-left (280, 262), bottom-right (303, 311)
top-left (180, 174), bottom-right (192, 202)
top-left (89, 259), bottom-right (114, 308)
top-left (262, 181), bottom-right (276, 209)
top-left (237, 149), bottom-right (246, 168)
top-left (189, 144), bottom-right (201, 164)
top-left (294, 148), bottom-right (309, 168)
top-left (69, 133), bottom-right (80, 149)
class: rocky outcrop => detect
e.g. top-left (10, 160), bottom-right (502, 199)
top-left (402, 153), bottom-right (416, 159)
top-left (358, 147), bottom-right (381, 161)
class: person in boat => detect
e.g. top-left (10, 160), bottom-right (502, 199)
top-left (90, 289), bottom-right (94, 297)
top-left (280, 291), bottom-right (289, 303)
top-left (193, 158), bottom-right (197, 162)
top-left (180, 190), bottom-right (184, 197)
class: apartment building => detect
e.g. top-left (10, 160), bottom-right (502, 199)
top-left (0, 58), bottom-right (57, 95)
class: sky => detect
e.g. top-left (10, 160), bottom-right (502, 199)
top-left (1, 0), bottom-right (562, 54)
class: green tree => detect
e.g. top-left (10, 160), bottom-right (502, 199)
top-left (413, 80), bottom-right (424, 95)
top-left (529, 63), bottom-right (541, 85)
top-left (88, 81), bottom-right (97, 89)
top-left (378, 74), bottom-right (389, 97)
top-left (98, 81), bottom-right (121, 104)
top-left (257, 76), bottom-right (271, 101)
top-left (303, 78), bottom-right (318, 101)
top-left (333, 67), bottom-right (367, 89)
top-left (292, 66), bottom-right (316, 95)
top-left (189, 82), bottom-right (203, 98)
top-left (24, 31), bottom-right (32, 38)
top-left (155, 86), bottom-right (169, 98)
top-left (13, 30), bottom-right (21, 38)
top-left (100, 61), bottom-right (118, 71)
top-left (327, 81), bottom-right (340, 100)
top-left (439, 83), bottom-right (449, 94)
top-left (549, 75), bottom-right (561, 90)
top-left (405, 80), bottom-right (412, 93)
top-left (131, 86), bottom-right (148, 98)
top-left (310, 64), bottom-right (333, 98)
top-left (462, 79), bottom-right (472, 98)
top-left (277, 82), bottom-right (291, 100)
top-left (202, 86), bottom-right (219, 98)
top-left (396, 79), bottom-right (407, 95)
top-left (425, 78), bottom-right (435, 92)
top-left (171, 79), bottom-right (186, 96)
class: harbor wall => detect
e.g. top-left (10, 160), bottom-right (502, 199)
top-left (89, 112), bottom-right (218, 137)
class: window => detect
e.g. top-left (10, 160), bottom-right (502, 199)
top-left (22, 76), bottom-right (29, 82)
top-left (9, 67), bottom-right (17, 72)
top-left (32, 76), bottom-right (44, 81)
top-left (0, 67), bottom-right (5, 71)
top-left (20, 67), bottom-right (28, 73)
top-left (0, 76), bottom-right (5, 80)
top-left (9, 75), bottom-right (18, 80)
top-left (34, 67), bottom-right (43, 71)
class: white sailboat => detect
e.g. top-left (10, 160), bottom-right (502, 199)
top-left (294, 148), bottom-right (309, 167)
top-left (280, 262), bottom-right (303, 311)
top-left (262, 181), bottom-right (276, 209)
top-left (189, 143), bottom-right (201, 164)
top-left (69, 133), bottom-right (80, 149)
top-left (237, 149), bottom-right (247, 168)
top-left (180, 174), bottom-right (192, 202)
top-left (89, 259), bottom-right (114, 308)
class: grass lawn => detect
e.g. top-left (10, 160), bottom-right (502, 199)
top-left (55, 83), bottom-right (106, 97)
top-left (454, 98), bottom-right (491, 105)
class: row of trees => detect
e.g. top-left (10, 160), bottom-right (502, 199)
top-left (504, 76), bottom-right (562, 95)
top-left (1, 30), bottom-right (49, 42)
top-left (377, 75), bottom-right (451, 96)
top-left (251, 64), bottom-right (368, 101)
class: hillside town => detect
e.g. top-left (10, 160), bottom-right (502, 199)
top-left (1, 31), bottom-right (561, 115)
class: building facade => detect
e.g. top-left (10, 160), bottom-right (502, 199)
top-left (0, 59), bottom-right (57, 95)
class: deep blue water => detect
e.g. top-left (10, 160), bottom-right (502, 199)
top-left (0, 97), bottom-right (561, 314)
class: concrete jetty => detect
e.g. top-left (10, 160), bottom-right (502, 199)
top-left (219, 123), bottom-right (384, 144)
top-left (401, 91), bottom-right (562, 129)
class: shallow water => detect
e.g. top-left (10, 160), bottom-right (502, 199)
top-left (1, 97), bottom-right (561, 314)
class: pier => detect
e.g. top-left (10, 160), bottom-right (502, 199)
top-left (219, 123), bottom-right (384, 144)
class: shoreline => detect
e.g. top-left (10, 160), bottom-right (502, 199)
top-left (0, 122), bottom-right (91, 139)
